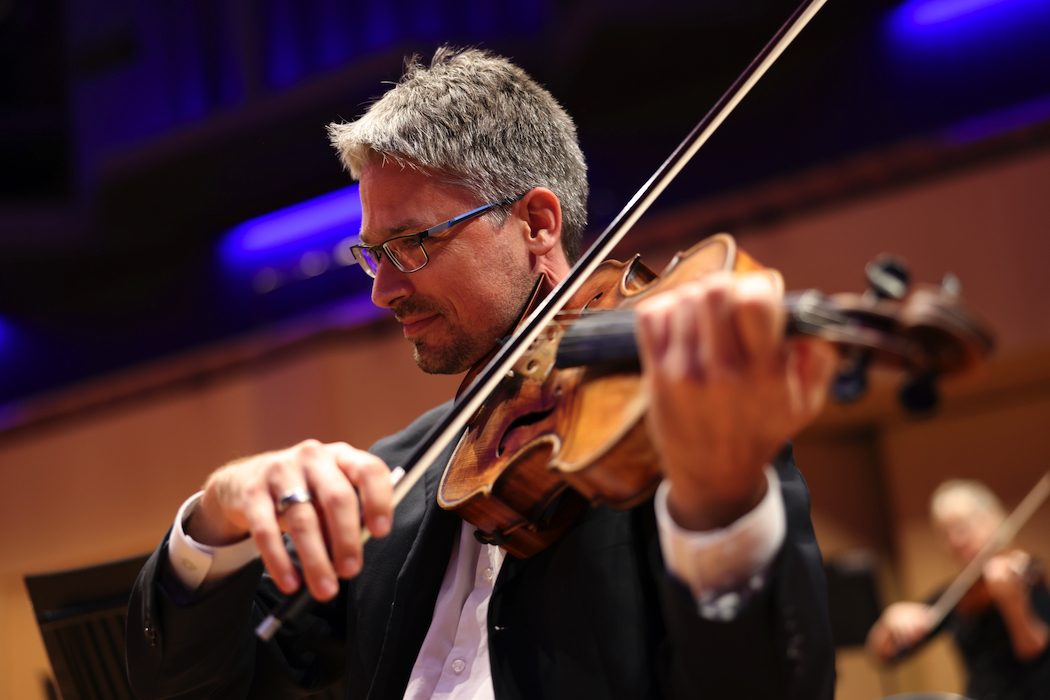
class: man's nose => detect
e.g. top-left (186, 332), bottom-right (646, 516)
top-left (948, 528), bottom-right (973, 554)
top-left (371, 257), bottom-right (413, 309)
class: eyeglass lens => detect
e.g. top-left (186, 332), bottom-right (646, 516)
top-left (352, 235), bottom-right (429, 277)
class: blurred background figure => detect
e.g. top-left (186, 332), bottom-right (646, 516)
top-left (867, 479), bottom-right (1050, 700)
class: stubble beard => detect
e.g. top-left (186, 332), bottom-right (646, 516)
top-left (400, 278), bottom-right (538, 376)
top-left (411, 333), bottom-right (479, 375)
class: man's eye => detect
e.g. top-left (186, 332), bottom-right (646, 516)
top-left (390, 238), bottom-right (422, 254)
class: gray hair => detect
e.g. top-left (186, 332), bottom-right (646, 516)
top-left (327, 47), bottom-right (588, 263)
top-left (930, 479), bottom-right (1006, 522)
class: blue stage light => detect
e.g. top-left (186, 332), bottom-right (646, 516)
top-left (221, 185), bottom-right (361, 263)
top-left (218, 184), bottom-right (365, 294)
top-left (884, 0), bottom-right (1050, 90)
top-left (0, 317), bottom-right (19, 368)
top-left (906, 0), bottom-right (1010, 25)
top-left (241, 187), bottom-right (359, 251)
top-left (889, 0), bottom-right (1049, 35)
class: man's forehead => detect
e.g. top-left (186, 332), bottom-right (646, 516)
top-left (934, 498), bottom-right (988, 525)
top-left (358, 197), bottom-right (447, 246)
top-left (358, 164), bottom-right (477, 244)
top-left (358, 212), bottom-right (431, 243)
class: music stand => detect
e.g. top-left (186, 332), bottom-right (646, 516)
top-left (824, 549), bottom-right (883, 648)
top-left (25, 554), bottom-right (343, 699)
top-left (25, 555), bottom-right (149, 700)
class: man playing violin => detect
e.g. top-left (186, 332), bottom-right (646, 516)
top-left (867, 479), bottom-right (1050, 699)
top-left (127, 47), bottom-right (838, 699)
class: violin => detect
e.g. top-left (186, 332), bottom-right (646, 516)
top-left (955, 547), bottom-right (1043, 620)
top-left (439, 233), bottom-right (994, 558)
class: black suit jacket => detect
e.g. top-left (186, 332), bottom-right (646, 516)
top-left (127, 401), bottom-right (835, 699)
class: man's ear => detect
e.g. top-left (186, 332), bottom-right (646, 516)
top-left (518, 188), bottom-right (562, 257)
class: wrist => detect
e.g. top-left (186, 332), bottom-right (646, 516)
top-left (185, 488), bottom-right (250, 546)
top-left (665, 475), bottom-right (768, 531)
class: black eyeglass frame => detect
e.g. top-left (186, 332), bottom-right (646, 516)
top-left (350, 194), bottom-right (525, 278)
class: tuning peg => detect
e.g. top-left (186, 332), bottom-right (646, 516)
top-left (899, 371), bottom-right (939, 414)
top-left (941, 272), bottom-right (962, 299)
top-left (832, 351), bottom-right (871, 403)
top-left (865, 255), bottom-right (910, 301)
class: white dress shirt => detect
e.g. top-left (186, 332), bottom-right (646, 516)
top-left (167, 467), bottom-right (785, 700)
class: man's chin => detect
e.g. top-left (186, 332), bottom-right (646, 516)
top-left (412, 343), bottom-right (471, 375)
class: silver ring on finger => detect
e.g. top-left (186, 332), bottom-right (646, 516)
top-left (276, 487), bottom-right (312, 514)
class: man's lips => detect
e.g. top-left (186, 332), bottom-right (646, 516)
top-left (399, 314), bottom-right (439, 338)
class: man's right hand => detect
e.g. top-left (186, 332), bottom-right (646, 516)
top-left (186, 440), bottom-right (395, 601)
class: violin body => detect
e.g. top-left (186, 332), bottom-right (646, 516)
top-left (438, 235), bottom-right (772, 558)
top-left (956, 548), bottom-right (1044, 620)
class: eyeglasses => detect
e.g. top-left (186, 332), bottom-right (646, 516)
top-left (350, 194), bottom-right (525, 278)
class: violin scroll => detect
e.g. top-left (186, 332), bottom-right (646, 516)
top-left (798, 256), bottom-right (994, 412)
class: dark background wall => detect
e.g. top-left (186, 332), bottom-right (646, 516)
top-left (2, 0), bottom-right (1048, 412)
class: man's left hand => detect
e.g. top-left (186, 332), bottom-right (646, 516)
top-left (635, 270), bottom-right (837, 531)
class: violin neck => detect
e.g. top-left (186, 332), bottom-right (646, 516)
top-left (554, 310), bottom-right (639, 368)
top-left (553, 295), bottom-right (826, 369)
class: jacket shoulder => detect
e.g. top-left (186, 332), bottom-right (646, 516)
top-left (368, 399), bottom-right (455, 464)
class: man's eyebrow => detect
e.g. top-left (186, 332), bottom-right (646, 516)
top-left (358, 220), bottom-right (429, 246)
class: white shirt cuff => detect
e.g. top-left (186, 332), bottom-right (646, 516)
top-left (655, 466), bottom-right (786, 620)
top-left (166, 491), bottom-right (261, 592)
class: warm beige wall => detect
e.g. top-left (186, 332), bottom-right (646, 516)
top-left (730, 147), bottom-right (1050, 355)
top-left (2, 145), bottom-right (1048, 699)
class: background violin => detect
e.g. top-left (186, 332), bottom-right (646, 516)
top-left (955, 548), bottom-right (1043, 621)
